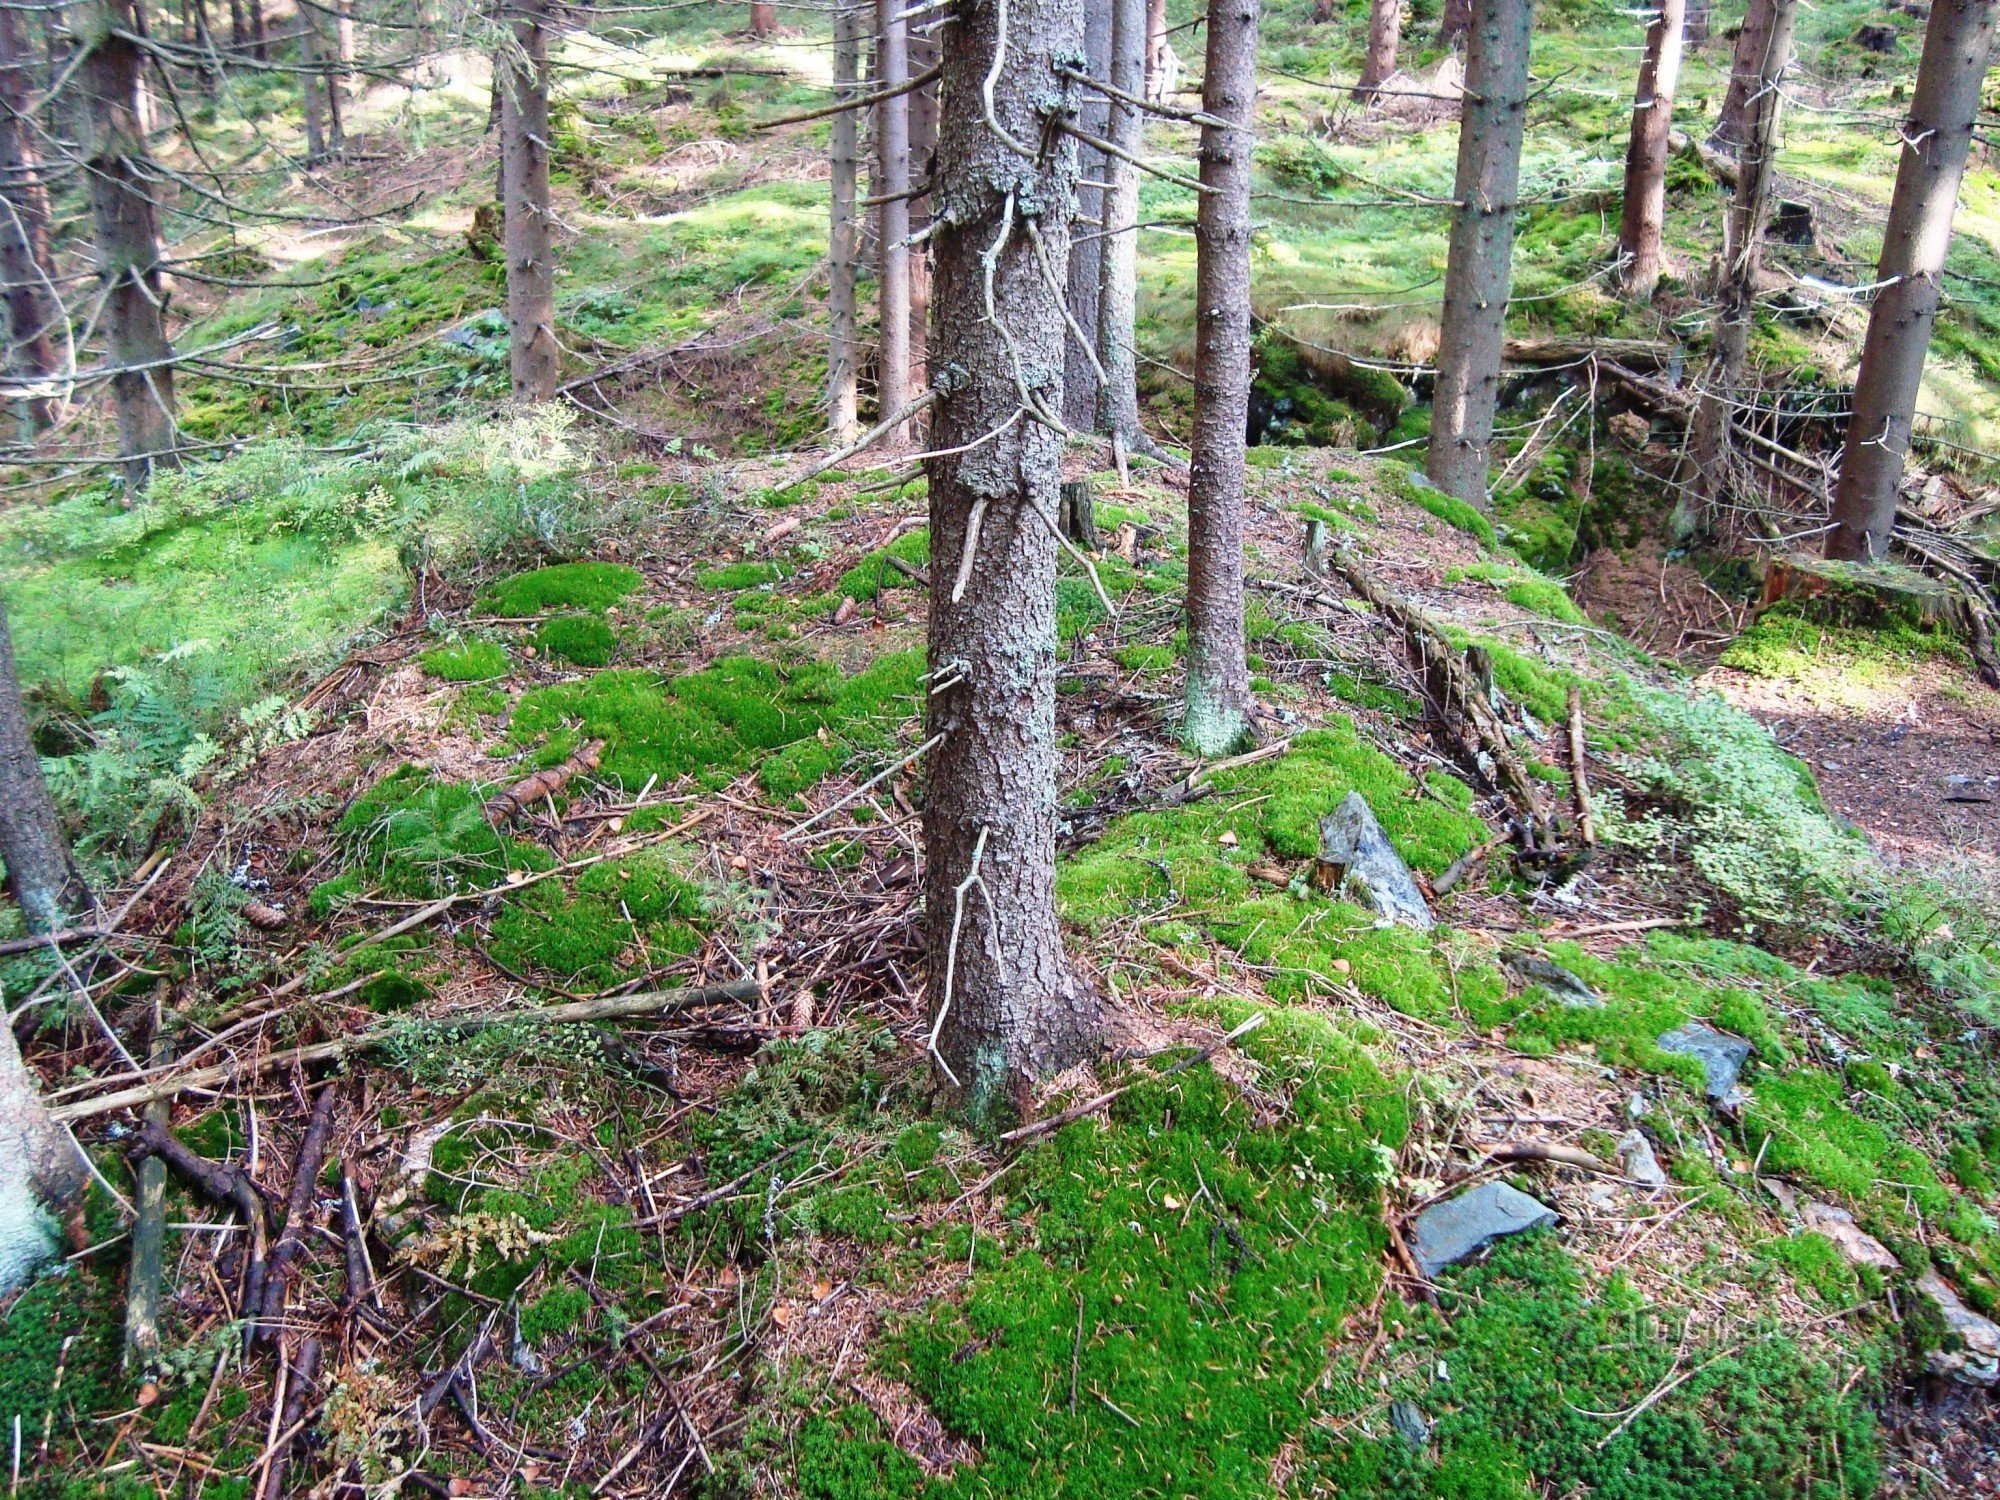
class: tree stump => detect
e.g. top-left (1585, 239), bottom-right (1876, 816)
top-left (1058, 479), bottom-right (1098, 549)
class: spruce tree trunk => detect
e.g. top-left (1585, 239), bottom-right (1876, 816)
top-left (750, 2), bottom-right (775, 33)
top-left (1061, 0), bottom-right (1109, 428)
top-left (1826, 0), bottom-right (1997, 561)
top-left (1437, 0), bottom-right (1473, 49)
top-left (875, 0), bottom-right (911, 441)
top-left (1095, 0), bottom-right (1146, 444)
top-left (1711, 0), bottom-right (1774, 146)
top-left (1145, 0), bottom-right (1175, 100)
top-left (1423, 0), bottom-right (1533, 505)
top-left (1184, 0), bottom-right (1257, 756)
top-left (1687, 0), bottom-right (1796, 528)
top-left (499, 0), bottom-right (558, 403)
top-left (0, 1), bottom-right (63, 434)
top-left (1617, 0), bottom-right (1685, 298)
top-left (229, 0), bottom-right (244, 51)
top-left (301, 14), bottom-right (327, 161)
top-left (907, 22), bottom-right (939, 398)
top-left (1356, 0), bottom-right (1403, 96)
top-left (249, 0), bottom-right (266, 60)
top-left (923, 0), bottom-right (1097, 1122)
top-left (80, 0), bottom-right (177, 493)
top-left (0, 599), bottom-right (90, 933)
top-left (827, 2), bottom-right (862, 444)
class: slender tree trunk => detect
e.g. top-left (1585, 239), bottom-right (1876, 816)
top-left (1711, 0), bottom-right (1774, 146)
top-left (750, 2), bottom-right (775, 33)
top-left (229, 0), bottom-right (244, 51)
top-left (1144, 0), bottom-right (1175, 100)
top-left (301, 14), bottom-right (327, 162)
top-left (500, 0), bottom-right (558, 402)
top-left (1687, 0), bottom-right (1796, 529)
top-left (1355, 0), bottom-right (1403, 97)
top-left (0, 2), bottom-right (63, 435)
top-left (907, 22), bottom-right (939, 399)
top-left (1095, 0), bottom-right (1146, 444)
top-left (827, 2), bottom-right (862, 445)
top-left (0, 601), bottom-right (89, 933)
top-left (1827, 0), bottom-right (1997, 562)
top-left (1437, 0), bottom-right (1474, 49)
top-left (80, 0), bottom-right (177, 493)
top-left (1184, 0), bottom-right (1258, 755)
top-left (875, 0), bottom-right (911, 441)
top-left (248, 0), bottom-right (266, 60)
top-left (1424, 0), bottom-right (1534, 505)
top-left (1062, 0), bottom-right (1110, 428)
top-left (924, 0), bottom-right (1097, 1123)
top-left (1618, 0), bottom-right (1686, 298)
top-left (1685, 0), bottom-right (1710, 45)
top-left (186, 0), bottom-right (216, 99)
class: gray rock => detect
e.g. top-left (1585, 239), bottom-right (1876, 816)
top-left (1617, 1130), bottom-right (1668, 1189)
top-left (1917, 1271), bottom-right (2000, 1386)
top-left (1799, 1200), bottom-right (1898, 1271)
top-left (1315, 792), bottom-right (1433, 930)
top-left (1503, 951), bottom-right (1601, 1008)
top-left (1408, 1181), bottom-right (1557, 1278)
top-left (1658, 1021), bottom-right (1753, 1108)
top-left (1389, 1399), bottom-right (1430, 1449)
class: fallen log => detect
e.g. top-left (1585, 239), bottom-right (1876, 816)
top-left (484, 740), bottom-right (604, 824)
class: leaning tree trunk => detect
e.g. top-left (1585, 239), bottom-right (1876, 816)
top-left (1423, 0), bottom-right (1534, 505)
top-left (1617, 0), bottom-right (1685, 298)
top-left (826, 2), bottom-right (862, 444)
top-left (80, 0), bottom-right (177, 493)
top-left (1062, 0), bottom-right (1110, 428)
top-left (1184, 0), bottom-right (1258, 755)
top-left (0, 1), bottom-right (62, 434)
top-left (499, 0), bottom-right (558, 402)
top-left (1095, 0), bottom-right (1147, 445)
top-left (1687, 0), bottom-right (1796, 531)
top-left (1711, 0), bottom-right (1775, 146)
top-left (908, 21), bottom-right (940, 399)
top-left (923, 0), bottom-right (1097, 1124)
top-left (1355, 0), bottom-right (1403, 97)
top-left (0, 599), bottom-right (89, 933)
top-left (1827, 0), bottom-right (1998, 561)
top-left (875, 0), bottom-right (912, 441)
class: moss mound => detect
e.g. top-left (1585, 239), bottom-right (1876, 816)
top-left (420, 638), bottom-right (510, 681)
top-left (534, 613), bottom-right (617, 666)
top-left (479, 560), bottom-right (642, 615)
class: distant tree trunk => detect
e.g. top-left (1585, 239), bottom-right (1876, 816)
top-left (1437, 0), bottom-right (1474, 49)
top-left (749, 2), bottom-right (775, 33)
top-left (1617, 0), bottom-right (1686, 298)
top-left (0, 2), bottom-right (63, 435)
top-left (1827, 0), bottom-right (1997, 562)
top-left (924, 0), bottom-right (1097, 1124)
top-left (229, 0), bottom-right (244, 51)
top-left (1687, 0), bottom-right (1796, 530)
top-left (248, 0), bottom-right (266, 60)
top-left (827, 2), bottom-right (862, 445)
top-left (0, 601), bottom-right (90, 933)
top-left (1356, 0), bottom-right (1403, 96)
top-left (1424, 0), bottom-right (1534, 505)
top-left (186, 0), bottom-right (216, 98)
top-left (907, 23), bottom-right (939, 399)
top-left (80, 0), bottom-right (177, 493)
top-left (1711, 0), bottom-right (1774, 146)
top-left (1062, 0), bottom-right (1110, 428)
top-left (1685, 0), bottom-right (1710, 46)
top-left (1095, 0), bottom-right (1146, 445)
top-left (1144, 0), bottom-right (1175, 100)
top-left (875, 0), bottom-right (911, 441)
top-left (499, 0), bottom-right (558, 402)
top-left (301, 15), bottom-right (327, 161)
top-left (1184, 0), bottom-right (1258, 755)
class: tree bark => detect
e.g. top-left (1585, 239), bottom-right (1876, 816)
top-left (750, 2), bottom-right (775, 33)
top-left (1438, 0), bottom-right (1474, 49)
top-left (827, 2), bottom-right (862, 444)
top-left (0, 599), bottom-right (89, 933)
top-left (301, 12), bottom-right (327, 162)
top-left (1062, 0), bottom-right (1110, 428)
top-left (248, 0), bottom-right (266, 60)
top-left (80, 0), bottom-right (177, 493)
top-left (1423, 0), bottom-right (1534, 505)
top-left (1184, 0), bottom-right (1258, 755)
top-left (499, 0), bottom-right (558, 403)
top-left (1711, 0), bottom-right (1774, 147)
top-left (1687, 0), bottom-right (1796, 530)
top-left (908, 21), bottom-right (939, 398)
top-left (0, 1), bottom-right (63, 434)
top-left (1095, 0), bottom-right (1146, 444)
top-left (1355, 0), bottom-right (1404, 97)
top-left (923, 0), bottom-right (1097, 1124)
top-left (1827, 0), bottom-right (1997, 561)
top-left (0, 1016), bottom-right (88, 1292)
top-left (875, 0), bottom-right (911, 442)
top-left (1617, 0), bottom-right (1685, 298)
top-left (229, 0), bottom-right (244, 51)
top-left (1144, 0), bottom-right (1175, 100)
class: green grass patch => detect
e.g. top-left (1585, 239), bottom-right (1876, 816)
top-left (833, 528), bottom-right (930, 603)
top-left (310, 767), bottom-right (554, 914)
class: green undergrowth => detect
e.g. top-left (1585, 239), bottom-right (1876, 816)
top-left (310, 767), bottom-right (553, 914)
top-left (1719, 607), bottom-right (1966, 690)
top-left (833, 527), bottom-right (931, 603)
top-left (478, 560), bottom-right (642, 615)
top-left (1300, 1232), bottom-right (1885, 1499)
top-left (487, 847), bottom-right (709, 989)
top-left (421, 638), bottom-right (510, 681)
top-left (1444, 561), bottom-right (1586, 625)
top-left (1392, 468), bottom-right (1498, 550)
top-left (508, 649), bottom-right (926, 797)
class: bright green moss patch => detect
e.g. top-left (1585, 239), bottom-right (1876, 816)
top-left (533, 613), bottom-right (616, 666)
top-left (1299, 1233), bottom-right (1883, 1499)
top-left (834, 527), bottom-right (930, 602)
top-left (487, 848), bottom-right (706, 988)
top-left (697, 560), bottom-right (783, 590)
top-left (1394, 468), bottom-right (1498, 549)
top-left (1719, 606), bottom-right (1963, 687)
top-left (1114, 642), bottom-right (1176, 671)
top-left (1745, 1069), bottom-right (1950, 1223)
top-left (479, 561), bottom-right (641, 615)
top-left (421, 638), bottom-right (509, 681)
top-left (311, 767), bottom-right (553, 914)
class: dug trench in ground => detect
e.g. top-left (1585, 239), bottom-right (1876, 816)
top-left (13, 441), bottom-right (2000, 1498)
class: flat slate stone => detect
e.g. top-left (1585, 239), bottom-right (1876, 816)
top-left (1503, 950), bottom-right (1601, 1008)
top-left (1918, 1271), bottom-right (2000, 1386)
top-left (1617, 1130), bottom-right (1668, 1190)
top-left (1316, 792), bottom-right (1433, 930)
top-left (1658, 1021), bottom-right (1753, 1107)
top-left (1408, 1180), bottom-right (1557, 1278)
